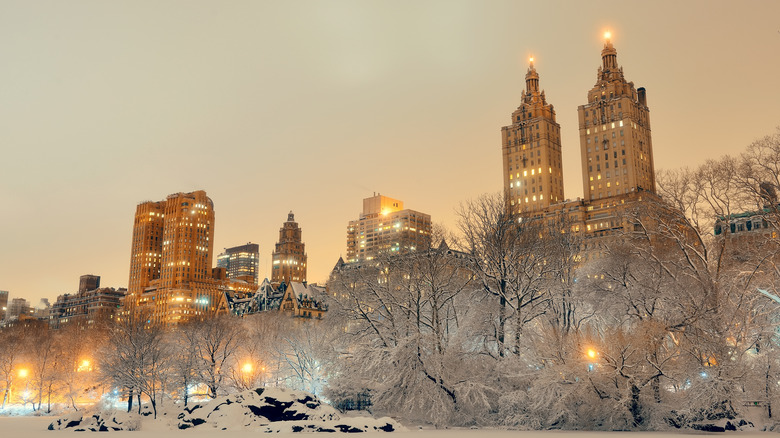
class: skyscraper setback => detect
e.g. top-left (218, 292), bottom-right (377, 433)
top-left (126, 190), bottom-right (252, 325)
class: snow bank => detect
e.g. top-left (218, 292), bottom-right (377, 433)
top-left (48, 387), bottom-right (401, 433)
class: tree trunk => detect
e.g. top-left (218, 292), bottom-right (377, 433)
top-left (498, 296), bottom-right (506, 357)
top-left (127, 389), bottom-right (133, 413)
top-left (150, 396), bottom-right (157, 419)
top-left (767, 362), bottom-right (773, 419)
top-left (629, 384), bottom-right (643, 427)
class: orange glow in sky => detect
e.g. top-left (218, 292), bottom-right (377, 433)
top-left (1, 2), bottom-right (779, 303)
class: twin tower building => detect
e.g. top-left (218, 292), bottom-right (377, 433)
top-left (502, 34), bottom-right (656, 232)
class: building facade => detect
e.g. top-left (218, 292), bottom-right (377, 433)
top-left (578, 34), bottom-right (655, 201)
top-left (346, 194), bottom-right (432, 263)
top-left (271, 212), bottom-right (307, 286)
top-left (6, 297), bottom-right (31, 320)
top-left (502, 58), bottom-right (565, 214)
top-left (126, 190), bottom-right (254, 325)
top-left (79, 275), bottom-right (100, 293)
top-left (50, 275), bottom-right (126, 329)
top-left (217, 242), bottom-right (260, 284)
top-left (227, 279), bottom-right (328, 319)
top-left (0, 290), bottom-right (7, 321)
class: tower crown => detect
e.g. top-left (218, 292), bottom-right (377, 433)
top-left (601, 33), bottom-right (619, 71)
top-left (525, 58), bottom-right (539, 93)
top-left (287, 211), bottom-right (295, 222)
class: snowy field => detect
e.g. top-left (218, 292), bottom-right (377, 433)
top-left (1, 417), bottom-right (778, 438)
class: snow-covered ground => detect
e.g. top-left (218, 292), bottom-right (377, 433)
top-left (1, 416), bottom-right (778, 438)
top-left (4, 388), bottom-right (777, 437)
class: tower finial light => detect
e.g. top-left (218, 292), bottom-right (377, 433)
top-left (604, 31), bottom-right (612, 40)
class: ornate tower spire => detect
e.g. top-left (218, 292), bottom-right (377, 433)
top-left (502, 54), bottom-right (564, 214)
top-left (578, 31), bottom-right (656, 202)
top-left (525, 57), bottom-right (539, 93)
top-left (601, 31), bottom-right (618, 71)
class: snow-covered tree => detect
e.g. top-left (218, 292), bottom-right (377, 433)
top-left (0, 325), bottom-right (25, 409)
top-left (457, 194), bottom-right (554, 357)
top-left (191, 314), bottom-right (241, 399)
top-left (328, 230), bottom-right (492, 425)
top-left (99, 312), bottom-right (170, 418)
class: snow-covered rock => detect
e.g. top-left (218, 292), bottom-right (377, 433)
top-left (48, 387), bottom-right (401, 432)
top-left (47, 409), bottom-right (140, 431)
top-left (177, 387), bottom-right (340, 429)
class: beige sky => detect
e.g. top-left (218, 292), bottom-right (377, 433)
top-left (1, 0), bottom-right (779, 305)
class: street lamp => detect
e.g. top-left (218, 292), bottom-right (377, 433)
top-left (77, 359), bottom-right (92, 372)
top-left (585, 348), bottom-right (598, 372)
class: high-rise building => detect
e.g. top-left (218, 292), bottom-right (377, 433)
top-left (346, 194), bottom-right (432, 263)
top-left (79, 274), bottom-right (100, 293)
top-left (502, 58), bottom-right (565, 214)
top-left (578, 33), bottom-right (655, 201)
top-left (217, 243), bottom-right (260, 284)
top-left (271, 212), bottom-right (307, 285)
top-left (126, 190), bottom-right (253, 325)
top-left (0, 290), bottom-right (8, 321)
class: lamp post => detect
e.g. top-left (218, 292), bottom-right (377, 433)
top-left (585, 348), bottom-right (598, 372)
top-left (17, 368), bottom-right (31, 409)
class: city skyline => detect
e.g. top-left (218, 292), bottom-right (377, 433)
top-left (2, 1), bottom-right (780, 304)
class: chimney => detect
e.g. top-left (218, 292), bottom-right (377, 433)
top-left (637, 87), bottom-right (647, 107)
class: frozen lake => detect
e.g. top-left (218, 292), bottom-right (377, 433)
top-left (1, 416), bottom-right (778, 437)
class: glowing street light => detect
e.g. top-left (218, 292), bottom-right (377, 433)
top-left (586, 348), bottom-right (597, 359)
top-left (18, 368), bottom-right (29, 378)
top-left (77, 359), bottom-right (92, 372)
top-left (604, 30), bottom-right (612, 40)
top-left (242, 362), bottom-right (253, 374)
